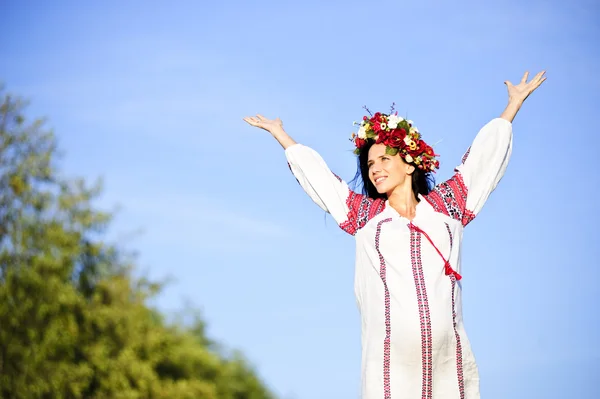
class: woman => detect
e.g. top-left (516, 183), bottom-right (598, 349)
top-left (243, 71), bottom-right (545, 399)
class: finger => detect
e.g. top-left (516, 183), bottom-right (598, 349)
top-left (536, 71), bottom-right (546, 83)
top-left (526, 76), bottom-right (547, 94)
top-left (504, 80), bottom-right (513, 87)
top-left (528, 72), bottom-right (547, 89)
top-left (533, 70), bottom-right (546, 83)
top-left (521, 71), bottom-right (529, 83)
top-left (243, 117), bottom-right (260, 126)
top-left (256, 114), bottom-right (268, 121)
top-left (534, 76), bottom-right (547, 88)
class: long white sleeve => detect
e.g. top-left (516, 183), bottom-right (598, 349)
top-left (424, 118), bottom-right (513, 226)
top-left (285, 144), bottom-right (386, 235)
top-left (455, 117), bottom-right (513, 217)
top-left (285, 144), bottom-right (352, 225)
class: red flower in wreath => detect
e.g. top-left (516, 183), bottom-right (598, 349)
top-left (355, 137), bottom-right (366, 149)
top-left (350, 108), bottom-right (440, 173)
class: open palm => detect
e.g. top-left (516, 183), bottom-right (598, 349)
top-left (243, 114), bottom-right (284, 134)
top-left (505, 71), bottom-right (546, 103)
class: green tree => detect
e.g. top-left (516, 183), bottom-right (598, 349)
top-left (0, 87), bottom-right (276, 399)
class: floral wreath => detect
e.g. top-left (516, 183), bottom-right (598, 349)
top-left (350, 104), bottom-right (440, 173)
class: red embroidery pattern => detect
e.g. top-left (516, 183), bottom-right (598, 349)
top-left (445, 222), bottom-right (465, 397)
top-left (451, 276), bottom-right (465, 399)
top-left (445, 223), bottom-right (453, 247)
top-left (410, 231), bottom-right (433, 399)
top-left (410, 223), bottom-right (461, 280)
top-left (339, 191), bottom-right (386, 235)
top-left (424, 173), bottom-right (475, 227)
top-left (461, 147), bottom-right (471, 164)
top-left (375, 218), bottom-right (393, 399)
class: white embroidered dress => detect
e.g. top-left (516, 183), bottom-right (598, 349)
top-left (285, 118), bottom-right (512, 399)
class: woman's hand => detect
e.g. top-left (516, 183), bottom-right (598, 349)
top-left (505, 71), bottom-right (547, 104)
top-left (243, 114), bottom-right (285, 134)
top-left (500, 70), bottom-right (546, 123)
top-left (243, 114), bottom-right (297, 149)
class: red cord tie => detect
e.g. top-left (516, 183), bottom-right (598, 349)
top-left (409, 222), bottom-right (462, 281)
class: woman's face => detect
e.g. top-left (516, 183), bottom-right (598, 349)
top-left (367, 143), bottom-right (414, 196)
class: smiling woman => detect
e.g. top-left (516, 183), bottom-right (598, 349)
top-left (243, 71), bottom-right (546, 399)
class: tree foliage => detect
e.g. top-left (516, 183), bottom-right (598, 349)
top-left (0, 87), bottom-right (275, 399)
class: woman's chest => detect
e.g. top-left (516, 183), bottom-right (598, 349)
top-left (357, 208), bottom-right (461, 262)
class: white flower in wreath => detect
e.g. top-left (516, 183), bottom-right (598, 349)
top-left (404, 135), bottom-right (412, 145)
top-left (357, 125), bottom-right (367, 139)
top-left (409, 126), bottom-right (419, 134)
top-left (380, 122), bottom-right (387, 130)
top-left (387, 114), bottom-right (403, 129)
top-left (405, 154), bottom-right (414, 163)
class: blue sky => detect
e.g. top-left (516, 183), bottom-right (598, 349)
top-left (2, 0), bottom-right (599, 398)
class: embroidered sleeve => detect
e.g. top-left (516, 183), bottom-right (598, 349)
top-left (285, 144), bottom-right (385, 235)
top-left (425, 118), bottom-right (513, 226)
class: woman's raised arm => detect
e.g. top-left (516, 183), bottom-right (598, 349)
top-left (243, 114), bottom-right (385, 235)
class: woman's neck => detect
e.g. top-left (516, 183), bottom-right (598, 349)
top-left (387, 185), bottom-right (419, 220)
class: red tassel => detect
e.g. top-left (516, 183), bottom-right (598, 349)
top-left (409, 222), bottom-right (462, 281)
